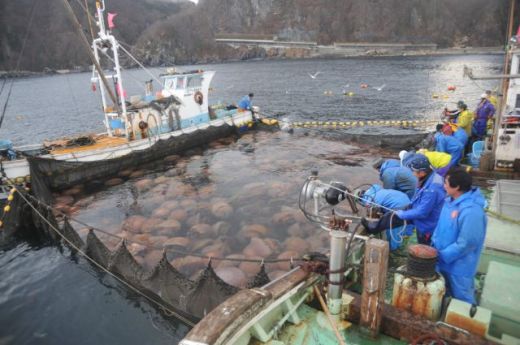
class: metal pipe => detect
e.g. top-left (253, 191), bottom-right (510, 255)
top-left (328, 230), bottom-right (348, 316)
top-left (91, 43), bottom-right (111, 136)
top-left (110, 36), bottom-right (130, 139)
top-left (493, 0), bottom-right (516, 155)
top-left (469, 74), bottom-right (520, 80)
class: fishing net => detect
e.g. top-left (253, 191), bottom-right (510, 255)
top-left (5, 122), bottom-right (274, 323)
top-left (1, 191), bottom-right (34, 240)
top-left (10, 192), bottom-right (271, 322)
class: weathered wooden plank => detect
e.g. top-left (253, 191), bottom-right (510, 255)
top-left (360, 238), bottom-right (389, 337)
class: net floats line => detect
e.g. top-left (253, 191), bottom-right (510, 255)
top-left (289, 118), bottom-right (438, 129)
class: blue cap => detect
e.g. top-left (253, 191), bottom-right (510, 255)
top-left (409, 155), bottom-right (431, 172)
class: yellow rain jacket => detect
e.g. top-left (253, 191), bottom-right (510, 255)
top-left (488, 95), bottom-right (498, 108)
top-left (457, 110), bottom-right (473, 137)
top-left (418, 149), bottom-right (451, 169)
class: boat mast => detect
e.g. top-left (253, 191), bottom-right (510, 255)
top-left (60, 0), bottom-right (120, 115)
top-left (63, 0), bottom-right (128, 138)
top-left (92, 0), bottom-right (129, 138)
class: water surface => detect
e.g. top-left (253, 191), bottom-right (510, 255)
top-left (0, 55), bottom-right (502, 344)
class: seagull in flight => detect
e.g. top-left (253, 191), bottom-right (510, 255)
top-left (308, 71), bottom-right (321, 79)
top-left (373, 84), bottom-right (386, 91)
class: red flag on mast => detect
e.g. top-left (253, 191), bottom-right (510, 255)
top-left (108, 12), bottom-right (117, 29)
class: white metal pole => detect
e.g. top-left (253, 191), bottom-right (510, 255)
top-left (111, 37), bottom-right (129, 139)
top-left (92, 42), bottom-right (111, 136)
top-left (328, 230), bottom-right (348, 317)
top-left (96, 0), bottom-right (106, 36)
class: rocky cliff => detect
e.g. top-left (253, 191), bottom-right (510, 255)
top-left (0, 0), bottom-right (513, 71)
top-left (197, 0), bottom-right (509, 46)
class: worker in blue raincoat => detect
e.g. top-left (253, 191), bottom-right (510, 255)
top-left (435, 124), bottom-right (464, 166)
top-left (442, 123), bottom-right (469, 154)
top-left (363, 155), bottom-right (445, 245)
top-left (359, 184), bottom-right (412, 251)
top-left (453, 127), bottom-right (468, 148)
top-left (0, 139), bottom-right (16, 160)
top-left (432, 167), bottom-right (487, 304)
top-left (377, 159), bottom-right (417, 200)
top-left (473, 93), bottom-right (495, 140)
top-left (237, 93), bottom-right (254, 111)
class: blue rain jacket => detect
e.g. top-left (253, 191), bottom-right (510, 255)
top-left (432, 188), bottom-right (487, 304)
top-left (435, 133), bottom-right (463, 166)
top-left (453, 128), bottom-right (468, 147)
top-left (362, 184), bottom-right (411, 251)
top-left (379, 159), bottom-right (417, 199)
top-left (237, 95), bottom-right (252, 110)
top-left (432, 188), bottom-right (487, 276)
top-left (396, 172), bottom-right (445, 235)
top-left (444, 275), bottom-right (477, 304)
top-left (361, 184), bottom-right (410, 211)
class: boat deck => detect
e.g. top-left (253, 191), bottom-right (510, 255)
top-left (485, 180), bottom-right (520, 254)
top-left (49, 136), bottom-right (128, 155)
top-left (271, 303), bottom-right (405, 345)
top-left (480, 180), bottom-right (520, 272)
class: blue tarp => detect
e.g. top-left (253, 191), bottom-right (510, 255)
top-left (0, 139), bottom-right (13, 151)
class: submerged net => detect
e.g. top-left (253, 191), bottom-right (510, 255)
top-left (6, 123), bottom-right (276, 323)
top-left (7, 178), bottom-right (271, 324)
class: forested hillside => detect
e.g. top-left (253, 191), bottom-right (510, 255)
top-left (0, 0), bottom-right (512, 71)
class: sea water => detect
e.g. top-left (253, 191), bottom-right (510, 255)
top-left (0, 55), bottom-right (502, 344)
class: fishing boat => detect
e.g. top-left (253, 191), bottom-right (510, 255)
top-left (0, 0), bottom-right (254, 189)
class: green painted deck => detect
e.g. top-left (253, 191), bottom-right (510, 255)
top-left (269, 304), bottom-right (405, 345)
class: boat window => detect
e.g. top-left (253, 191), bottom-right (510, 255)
top-left (164, 78), bottom-right (175, 90)
top-left (176, 77), bottom-right (186, 89)
top-left (187, 76), bottom-right (202, 89)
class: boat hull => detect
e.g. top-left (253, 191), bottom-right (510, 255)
top-left (2, 111), bottom-right (253, 182)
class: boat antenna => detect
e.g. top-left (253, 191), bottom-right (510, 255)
top-left (71, 0), bottom-right (163, 86)
top-left (59, 0), bottom-right (121, 113)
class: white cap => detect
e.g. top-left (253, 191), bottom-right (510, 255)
top-left (399, 150), bottom-right (407, 162)
top-left (481, 93), bottom-right (488, 99)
